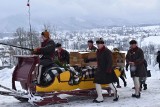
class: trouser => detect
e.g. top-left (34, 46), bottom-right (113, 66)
top-left (117, 75), bottom-right (126, 86)
top-left (95, 83), bottom-right (117, 101)
top-left (37, 65), bottom-right (43, 84)
top-left (139, 77), bottom-right (146, 84)
top-left (133, 77), bottom-right (140, 95)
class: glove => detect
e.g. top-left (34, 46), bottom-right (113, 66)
top-left (32, 48), bottom-right (40, 54)
top-left (84, 58), bottom-right (90, 63)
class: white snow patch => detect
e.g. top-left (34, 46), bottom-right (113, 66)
top-left (0, 66), bottom-right (160, 107)
top-left (141, 36), bottom-right (160, 47)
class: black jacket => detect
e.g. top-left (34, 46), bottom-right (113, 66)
top-left (157, 54), bottom-right (160, 63)
top-left (88, 45), bottom-right (97, 52)
top-left (126, 47), bottom-right (147, 77)
top-left (35, 39), bottom-right (55, 66)
top-left (55, 49), bottom-right (70, 64)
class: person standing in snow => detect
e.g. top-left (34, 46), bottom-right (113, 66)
top-left (156, 51), bottom-right (160, 70)
top-left (128, 59), bottom-right (148, 90)
top-left (116, 68), bottom-right (127, 88)
top-left (139, 59), bottom-right (148, 90)
top-left (85, 38), bottom-right (119, 103)
top-left (113, 48), bottom-right (127, 88)
top-left (126, 40), bottom-right (146, 98)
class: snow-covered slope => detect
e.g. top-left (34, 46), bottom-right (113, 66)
top-left (141, 36), bottom-right (160, 47)
top-left (0, 66), bottom-right (160, 107)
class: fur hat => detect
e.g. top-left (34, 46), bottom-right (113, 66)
top-left (96, 38), bottom-right (104, 44)
top-left (56, 43), bottom-right (62, 48)
top-left (41, 30), bottom-right (50, 39)
top-left (88, 39), bottom-right (93, 44)
top-left (129, 40), bottom-right (137, 45)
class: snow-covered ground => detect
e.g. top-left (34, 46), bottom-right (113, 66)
top-left (0, 65), bottom-right (160, 107)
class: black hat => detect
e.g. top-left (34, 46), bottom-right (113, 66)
top-left (129, 40), bottom-right (137, 45)
top-left (158, 51), bottom-right (160, 54)
top-left (56, 43), bottom-right (62, 48)
top-left (88, 40), bottom-right (93, 44)
top-left (96, 38), bottom-right (104, 44)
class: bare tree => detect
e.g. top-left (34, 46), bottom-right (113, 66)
top-left (13, 27), bottom-right (26, 55)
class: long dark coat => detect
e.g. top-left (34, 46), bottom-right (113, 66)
top-left (126, 47), bottom-right (147, 77)
top-left (35, 39), bottom-right (55, 67)
top-left (157, 53), bottom-right (160, 69)
top-left (93, 46), bottom-right (118, 84)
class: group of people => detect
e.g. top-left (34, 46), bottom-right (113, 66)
top-left (32, 30), bottom-right (149, 103)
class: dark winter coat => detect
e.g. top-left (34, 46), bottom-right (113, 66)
top-left (35, 39), bottom-right (55, 66)
top-left (126, 46), bottom-right (147, 77)
top-left (156, 54), bottom-right (160, 63)
top-left (88, 45), bottom-right (97, 52)
top-left (91, 46), bottom-right (118, 84)
top-left (55, 49), bottom-right (70, 64)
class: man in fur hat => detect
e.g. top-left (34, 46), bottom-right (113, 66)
top-left (85, 38), bottom-right (119, 103)
top-left (33, 30), bottom-right (56, 84)
top-left (126, 40), bottom-right (146, 98)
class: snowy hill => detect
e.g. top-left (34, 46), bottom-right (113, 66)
top-left (0, 15), bottom-right (132, 32)
top-left (141, 36), bottom-right (160, 47)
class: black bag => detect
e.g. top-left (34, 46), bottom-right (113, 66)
top-left (147, 70), bottom-right (151, 77)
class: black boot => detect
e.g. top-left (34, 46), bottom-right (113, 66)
top-left (113, 95), bottom-right (119, 101)
top-left (136, 93), bottom-right (141, 98)
top-left (143, 84), bottom-right (147, 90)
top-left (140, 83), bottom-right (142, 91)
top-left (132, 93), bottom-right (141, 98)
top-left (93, 99), bottom-right (103, 103)
top-left (113, 90), bottom-right (119, 101)
top-left (124, 81), bottom-right (127, 87)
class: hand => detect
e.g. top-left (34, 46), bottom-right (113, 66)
top-left (129, 62), bottom-right (135, 65)
top-left (34, 48), bottom-right (38, 52)
top-left (32, 48), bottom-right (39, 54)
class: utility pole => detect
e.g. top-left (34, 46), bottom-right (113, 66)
top-left (27, 0), bottom-right (33, 50)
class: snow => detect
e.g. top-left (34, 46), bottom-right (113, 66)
top-left (0, 66), bottom-right (160, 107)
top-left (141, 25), bottom-right (160, 31)
top-left (141, 36), bottom-right (160, 47)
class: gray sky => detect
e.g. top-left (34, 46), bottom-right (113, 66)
top-left (0, 0), bottom-right (160, 31)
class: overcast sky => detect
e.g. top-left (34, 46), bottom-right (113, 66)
top-left (0, 0), bottom-right (160, 30)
